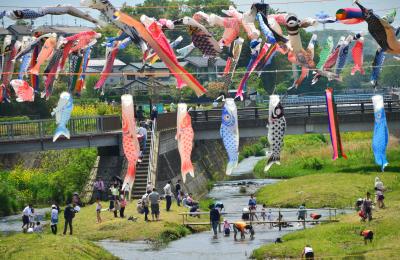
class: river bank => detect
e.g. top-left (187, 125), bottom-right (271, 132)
top-left (252, 172), bottom-right (400, 259)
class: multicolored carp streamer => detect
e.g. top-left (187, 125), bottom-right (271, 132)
top-left (317, 36), bottom-right (334, 69)
top-left (370, 48), bottom-right (385, 86)
top-left (372, 95), bottom-right (389, 172)
top-left (221, 37), bottom-right (244, 88)
top-left (81, 0), bottom-right (147, 53)
top-left (121, 94), bottom-right (140, 196)
top-left (94, 43), bottom-right (119, 91)
top-left (114, 11), bottom-right (207, 97)
top-left (176, 103), bottom-right (195, 183)
top-left (351, 37), bottom-right (365, 75)
top-left (10, 79), bottom-right (34, 102)
top-left (220, 98), bottom-right (239, 175)
top-left (335, 7), bottom-right (363, 24)
top-left (7, 5), bottom-right (101, 27)
top-left (354, 1), bottom-right (400, 55)
top-left (75, 47), bottom-right (92, 96)
top-left (51, 92), bottom-right (73, 142)
top-left (325, 88), bottom-right (347, 160)
top-left (265, 95), bottom-right (286, 172)
top-left (142, 16), bottom-right (186, 89)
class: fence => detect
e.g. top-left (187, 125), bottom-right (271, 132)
top-left (179, 208), bottom-right (341, 231)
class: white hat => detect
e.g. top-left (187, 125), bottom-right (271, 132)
top-left (51, 205), bottom-right (56, 208)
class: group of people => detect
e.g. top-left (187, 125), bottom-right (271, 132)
top-left (21, 200), bottom-right (79, 236)
top-left (356, 177), bottom-right (386, 222)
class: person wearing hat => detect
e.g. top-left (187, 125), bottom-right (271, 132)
top-left (374, 177), bottom-right (385, 208)
top-left (50, 204), bottom-right (59, 234)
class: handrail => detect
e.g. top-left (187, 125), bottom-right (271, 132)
top-left (147, 119), bottom-right (158, 185)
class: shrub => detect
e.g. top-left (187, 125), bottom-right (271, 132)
top-left (0, 116), bottom-right (30, 122)
top-left (259, 136), bottom-right (269, 147)
top-left (302, 158), bottom-right (324, 171)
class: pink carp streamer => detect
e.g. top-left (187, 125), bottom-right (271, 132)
top-left (121, 94), bottom-right (140, 197)
top-left (325, 88), bottom-right (347, 160)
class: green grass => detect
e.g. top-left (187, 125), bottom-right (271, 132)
top-left (254, 132), bottom-right (400, 179)
top-left (256, 172), bottom-right (399, 208)
top-left (0, 200), bottom-right (209, 259)
top-left (252, 173), bottom-right (400, 259)
top-left (0, 233), bottom-right (117, 260)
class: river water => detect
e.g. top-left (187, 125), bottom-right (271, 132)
top-left (0, 208), bottom-right (49, 234)
top-left (98, 179), bottom-right (348, 260)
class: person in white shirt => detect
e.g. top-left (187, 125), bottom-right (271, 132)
top-left (142, 190), bottom-right (151, 221)
top-left (123, 182), bottom-right (130, 199)
top-left (137, 123), bottom-right (148, 162)
top-left (301, 245), bottom-right (314, 259)
top-left (375, 177), bottom-right (385, 208)
top-left (22, 204), bottom-right (32, 229)
top-left (164, 181), bottom-right (172, 211)
top-left (50, 204), bottom-right (59, 234)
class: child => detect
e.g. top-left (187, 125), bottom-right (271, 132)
top-left (223, 219), bottom-right (230, 236)
top-left (96, 199), bottom-right (102, 223)
top-left (261, 204), bottom-right (267, 221)
top-left (360, 230), bottom-right (374, 244)
top-left (120, 195), bottom-right (127, 218)
top-left (50, 204), bottom-right (58, 234)
top-left (33, 221), bottom-right (43, 233)
top-left (266, 209), bottom-right (273, 228)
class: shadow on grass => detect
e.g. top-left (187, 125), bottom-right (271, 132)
top-left (337, 165), bottom-right (400, 173)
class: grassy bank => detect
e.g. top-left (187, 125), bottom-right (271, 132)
top-left (252, 173), bottom-right (400, 259)
top-left (0, 200), bottom-right (209, 259)
top-left (256, 173), bottom-right (399, 208)
top-left (0, 233), bottom-right (117, 259)
top-left (254, 132), bottom-right (400, 179)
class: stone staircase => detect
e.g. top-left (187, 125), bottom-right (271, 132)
top-left (131, 132), bottom-right (152, 199)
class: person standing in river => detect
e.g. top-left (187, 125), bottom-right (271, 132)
top-left (248, 194), bottom-right (259, 221)
top-left (210, 204), bottom-right (220, 239)
top-left (22, 204), bottom-right (32, 230)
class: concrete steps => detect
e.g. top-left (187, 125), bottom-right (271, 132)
top-left (131, 131), bottom-right (152, 199)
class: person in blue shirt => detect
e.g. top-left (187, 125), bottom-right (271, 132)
top-left (209, 204), bottom-right (220, 239)
top-left (248, 194), bottom-right (258, 221)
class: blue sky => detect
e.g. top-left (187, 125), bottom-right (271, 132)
top-left (0, 0), bottom-right (398, 32)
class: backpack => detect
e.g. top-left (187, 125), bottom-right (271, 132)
top-left (136, 199), bottom-right (144, 214)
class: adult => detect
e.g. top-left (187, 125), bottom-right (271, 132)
top-left (297, 204), bottom-right (307, 228)
top-left (375, 177), bottom-right (385, 208)
top-left (94, 177), bottom-right (105, 201)
top-left (110, 184), bottom-right (119, 201)
top-left (146, 182), bottom-right (153, 193)
top-left (210, 204), bottom-right (220, 239)
top-left (136, 105), bottom-right (145, 122)
top-left (233, 221), bottom-right (254, 241)
top-left (175, 180), bottom-right (182, 206)
top-left (164, 181), bottom-right (172, 211)
top-left (248, 194), bottom-right (258, 221)
top-left (149, 188), bottom-right (160, 221)
top-left (362, 192), bottom-right (373, 222)
top-left (63, 202), bottom-right (76, 235)
top-left (22, 204), bottom-right (32, 230)
top-left (150, 106), bottom-right (158, 121)
top-left (123, 182), bottom-right (130, 200)
top-left (142, 190), bottom-right (151, 221)
top-left (138, 122), bottom-right (148, 162)
top-left (50, 204), bottom-right (59, 234)
top-left (301, 245), bottom-right (314, 260)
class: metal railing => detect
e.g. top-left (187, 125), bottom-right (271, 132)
top-left (179, 208), bottom-right (341, 231)
top-left (147, 119), bottom-right (159, 186)
top-left (0, 115), bottom-right (121, 141)
top-left (1, 99), bottom-right (399, 140)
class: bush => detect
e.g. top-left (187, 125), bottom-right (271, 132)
top-left (302, 158), bottom-right (324, 171)
top-left (0, 116), bottom-right (30, 122)
top-left (259, 136), bottom-right (269, 147)
top-left (0, 179), bottom-right (19, 216)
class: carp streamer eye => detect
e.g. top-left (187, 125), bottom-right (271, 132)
top-left (224, 114), bottom-right (231, 121)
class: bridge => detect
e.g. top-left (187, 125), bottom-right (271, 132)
top-left (1, 98), bottom-right (400, 154)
